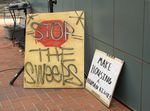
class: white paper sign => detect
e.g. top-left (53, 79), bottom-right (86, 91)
top-left (86, 49), bottom-right (124, 107)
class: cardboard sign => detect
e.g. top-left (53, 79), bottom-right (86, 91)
top-left (24, 11), bottom-right (84, 88)
top-left (86, 49), bottom-right (124, 107)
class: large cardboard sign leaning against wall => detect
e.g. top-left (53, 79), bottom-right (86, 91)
top-left (86, 49), bottom-right (124, 107)
top-left (24, 11), bottom-right (84, 88)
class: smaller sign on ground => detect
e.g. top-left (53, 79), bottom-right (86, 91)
top-left (86, 49), bottom-right (124, 107)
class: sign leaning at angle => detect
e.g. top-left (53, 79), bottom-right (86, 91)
top-left (24, 11), bottom-right (84, 88)
top-left (86, 49), bottom-right (124, 107)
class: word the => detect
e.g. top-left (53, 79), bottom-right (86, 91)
top-left (29, 47), bottom-right (74, 62)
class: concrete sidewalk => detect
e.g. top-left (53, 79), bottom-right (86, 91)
top-left (0, 25), bottom-right (131, 111)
